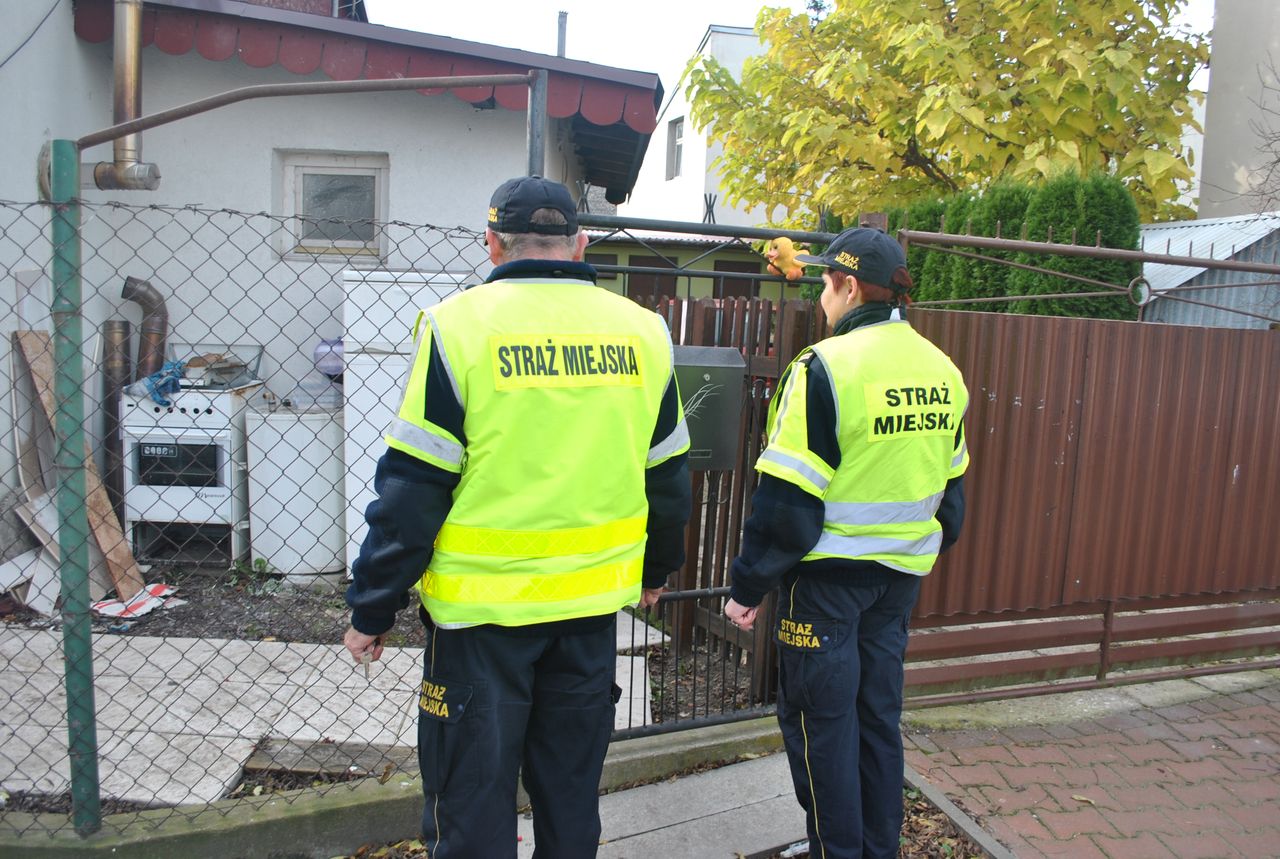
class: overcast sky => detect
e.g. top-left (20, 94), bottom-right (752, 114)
top-left (362, 0), bottom-right (1217, 96)
top-left (362, 0), bottom-right (803, 83)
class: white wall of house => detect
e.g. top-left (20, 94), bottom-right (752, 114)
top-left (0, 5), bottom-right (582, 497)
top-left (1198, 0), bottom-right (1280, 217)
top-left (3, 2), bottom-right (103, 202)
top-left (619, 25), bottom-right (775, 228)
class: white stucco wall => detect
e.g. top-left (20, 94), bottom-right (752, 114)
top-left (619, 26), bottom-right (774, 228)
top-left (2, 1), bottom-right (104, 201)
top-left (2, 0), bottom-right (104, 495)
top-left (0, 6), bottom-right (585, 498)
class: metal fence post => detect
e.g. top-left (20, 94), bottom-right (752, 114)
top-left (49, 138), bottom-right (102, 835)
top-left (527, 68), bottom-right (547, 177)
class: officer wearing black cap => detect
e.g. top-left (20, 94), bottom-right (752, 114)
top-left (724, 227), bottom-right (971, 859)
top-left (344, 176), bottom-right (692, 858)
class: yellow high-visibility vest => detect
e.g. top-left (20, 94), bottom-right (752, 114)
top-left (387, 277), bottom-right (687, 627)
top-left (758, 318), bottom-right (969, 575)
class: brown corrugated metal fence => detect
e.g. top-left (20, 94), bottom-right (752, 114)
top-left (915, 310), bottom-right (1280, 611)
top-left (649, 293), bottom-right (1280, 701)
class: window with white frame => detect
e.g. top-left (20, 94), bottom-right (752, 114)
top-left (279, 151), bottom-right (389, 257)
top-left (666, 117), bottom-right (684, 180)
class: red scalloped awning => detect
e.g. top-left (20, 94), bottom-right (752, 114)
top-left (73, 3), bottom-right (658, 135)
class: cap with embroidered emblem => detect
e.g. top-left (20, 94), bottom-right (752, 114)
top-left (487, 176), bottom-right (579, 236)
top-left (794, 227), bottom-right (906, 289)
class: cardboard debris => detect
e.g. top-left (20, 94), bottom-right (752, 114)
top-left (11, 330), bottom-right (144, 602)
top-left (91, 583), bottom-right (176, 618)
top-left (14, 491), bottom-right (110, 601)
top-left (0, 548), bottom-right (60, 616)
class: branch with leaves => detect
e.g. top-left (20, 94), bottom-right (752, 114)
top-left (685, 0), bottom-right (1208, 227)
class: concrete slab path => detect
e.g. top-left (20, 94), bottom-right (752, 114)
top-left (0, 609), bottom-right (662, 808)
top-left (517, 751), bottom-right (805, 859)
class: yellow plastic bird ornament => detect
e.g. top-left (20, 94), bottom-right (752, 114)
top-left (765, 237), bottom-right (804, 281)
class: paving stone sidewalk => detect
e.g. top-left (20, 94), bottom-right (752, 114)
top-left (904, 669), bottom-right (1280, 858)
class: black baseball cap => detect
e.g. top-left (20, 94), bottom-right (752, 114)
top-left (487, 176), bottom-right (579, 235)
top-left (794, 227), bottom-right (907, 289)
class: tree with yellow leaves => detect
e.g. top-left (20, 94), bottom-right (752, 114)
top-left (685, 0), bottom-right (1207, 224)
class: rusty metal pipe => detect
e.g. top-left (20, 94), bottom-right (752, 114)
top-left (101, 319), bottom-right (131, 526)
top-left (78, 74), bottom-right (535, 150)
top-left (92, 0), bottom-right (160, 191)
top-left (899, 229), bottom-right (1280, 275)
top-left (113, 0), bottom-right (141, 165)
top-left (121, 276), bottom-right (167, 380)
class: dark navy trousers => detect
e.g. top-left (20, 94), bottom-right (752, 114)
top-left (774, 570), bottom-right (922, 859)
top-left (416, 614), bottom-right (617, 859)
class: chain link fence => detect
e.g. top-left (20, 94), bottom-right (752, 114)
top-left (7, 194), bottom-right (1280, 840)
top-left (0, 198), bottom-right (762, 837)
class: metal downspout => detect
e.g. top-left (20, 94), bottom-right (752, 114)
top-left (51, 139), bottom-right (103, 835)
top-left (91, 0), bottom-right (160, 191)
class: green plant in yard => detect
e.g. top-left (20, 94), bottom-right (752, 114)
top-left (917, 193), bottom-right (976, 303)
top-left (228, 556), bottom-right (275, 590)
top-left (901, 196), bottom-right (947, 292)
top-left (952, 180), bottom-right (1035, 309)
top-left (1007, 171), bottom-right (1141, 319)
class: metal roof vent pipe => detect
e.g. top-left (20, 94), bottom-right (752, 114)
top-left (92, 0), bottom-right (161, 191)
top-left (101, 319), bottom-right (132, 527)
top-left (121, 276), bottom-right (168, 381)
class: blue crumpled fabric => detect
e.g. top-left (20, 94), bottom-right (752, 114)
top-left (139, 360), bottom-right (186, 407)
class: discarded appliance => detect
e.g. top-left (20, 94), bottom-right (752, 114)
top-left (121, 342), bottom-right (263, 564)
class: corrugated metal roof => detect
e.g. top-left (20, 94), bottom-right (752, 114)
top-left (1140, 211), bottom-right (1280, 294)
top-left (586, 228), bottom-right (761, 247)
top-left (1142, 230), bottom-right (1280, 328)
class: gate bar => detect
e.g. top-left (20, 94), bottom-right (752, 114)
top-left (900, 229), bottom-right (1280, 275)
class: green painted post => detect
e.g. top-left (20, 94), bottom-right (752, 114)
top-left (49, 138), bottom-right (102, 835)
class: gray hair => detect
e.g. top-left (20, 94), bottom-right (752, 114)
top-left (491, 208), bottom-right (580, 259)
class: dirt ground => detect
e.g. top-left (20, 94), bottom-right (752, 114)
top-left (83, 564), bottom-right (427, 648)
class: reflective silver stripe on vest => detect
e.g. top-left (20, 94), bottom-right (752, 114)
top-left (392, 317), bottom-right (431, 417)
top-left (388, 417), bottom-right (464, 467)
top-left (424, 310), bottom-right (463, 404)
top-left (811, 529), bottom-right (942, 559)
top-left (823, 491), bottom-right (943, 526)
top-left (768, 365), bottom-right (802, 447)
top-left (758, 448), bottom-right (830, 492)
top-left (952, 441), bottom-right (967, 469)
top-left (649, 418), bottom-right (690, 463)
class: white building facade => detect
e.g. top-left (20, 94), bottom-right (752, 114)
top-left (619, 25), bottom-right (776, 228)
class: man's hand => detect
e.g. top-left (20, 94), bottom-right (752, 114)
top-left (724, 598), bottom-right (759, 631)
top-left (637, 587), bottom-right (665, 610)
top-left (344, 626), bottom-right (385, 665)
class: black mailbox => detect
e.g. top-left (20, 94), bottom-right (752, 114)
top-left (673, 345), bottom-right (746, 471)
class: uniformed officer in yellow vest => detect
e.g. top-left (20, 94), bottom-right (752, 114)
top-left (724, 227), bottom-right (970, 859)
top-left (343, 176), bottom-right (692, 859)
